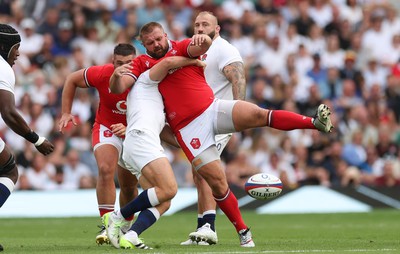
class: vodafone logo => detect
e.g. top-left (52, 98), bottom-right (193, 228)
top-left (190, 138), bottom-right (201, 149)
top-left (104, 130), bottom-right (113, 137)
top-left (116, 100), bottom-right (127, 112)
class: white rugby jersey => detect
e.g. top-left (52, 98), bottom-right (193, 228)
top-left (202, 36), bottom-right (243, 100)
top-left (0, 56), bottom-right (15, 94)
top-left (125, 70), bottom-right (165, 136)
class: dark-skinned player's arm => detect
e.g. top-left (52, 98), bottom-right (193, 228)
top-left (0, 90), bottom-right (54, 155)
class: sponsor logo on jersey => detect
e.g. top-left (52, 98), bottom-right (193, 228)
top-left (145, 61), bottom-right (150, 68)
top-left (201, 54), bottom-right (207, 61)
top-left (171, 49), bottom-right (177, 55)
top-left (190, 138), bottom-right (201, 149)
top-left (115, 100), bottom-right (127, 114)
top-left (104, 130), bottom-right (113, 138)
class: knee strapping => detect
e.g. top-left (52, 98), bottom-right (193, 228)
top-left (192, 146), bottom-right (220, 171)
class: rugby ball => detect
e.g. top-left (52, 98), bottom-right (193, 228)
top-left (245, 173), bottom-right (283, 200)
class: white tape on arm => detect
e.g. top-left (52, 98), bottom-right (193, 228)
top-left (34, 136), bottom-right (46, 147)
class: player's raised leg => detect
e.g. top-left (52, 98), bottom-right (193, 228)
top-left (231, 101), bottom-right (333, 133)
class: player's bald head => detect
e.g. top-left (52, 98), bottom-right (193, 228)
top-left (195, 11), bottom-right (218, 26)
top-left (194, 11), bottom-right (220, 40)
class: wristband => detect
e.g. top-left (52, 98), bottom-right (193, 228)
top-left (23, 130), bottom-right (39, 143)
top-left (34, 136), bottom-right (46, 147)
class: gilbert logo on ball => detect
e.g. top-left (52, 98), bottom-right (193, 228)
top-left (245, 173), bottom-right (283, 200)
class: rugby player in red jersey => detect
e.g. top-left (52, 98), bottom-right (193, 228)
top-left (58, 43), bottom-right (138, 245)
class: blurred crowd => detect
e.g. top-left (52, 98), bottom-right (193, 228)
top-left (1, 0), bottom-right (400, 191)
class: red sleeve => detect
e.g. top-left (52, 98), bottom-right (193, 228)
top-left (129, 56), bottom-right (149, 81)
top-left (176, 39), bottom-right (192, 58)
top-left (84, 65), bottom-right (110, 88)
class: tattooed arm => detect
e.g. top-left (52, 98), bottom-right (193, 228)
top-left (222, 61), bottom-right (247, 100)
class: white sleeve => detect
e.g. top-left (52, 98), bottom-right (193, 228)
top-left (217, 41), bottom-right (243, 72)
top-left (138, 70), bottom-right (160, 86)
top-left (0, 68), bottom-right (15, 94)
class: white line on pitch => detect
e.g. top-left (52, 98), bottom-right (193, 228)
top-left (199, 248), bottom-right (397, 254)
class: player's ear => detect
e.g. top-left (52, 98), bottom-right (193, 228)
top-left (216, 25), bottom-right (221, 33)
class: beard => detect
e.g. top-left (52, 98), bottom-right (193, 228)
top-left (207, 31), bottom-right (215, 40)
top-left (147, 45), bottom-right (169, 59)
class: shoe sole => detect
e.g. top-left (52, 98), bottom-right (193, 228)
top-left (95, 235), bottom-right (110, 245)
top-left (191, 235), bottom-right (217, 245)
top-left (318, 104), bottom-right (333, 132)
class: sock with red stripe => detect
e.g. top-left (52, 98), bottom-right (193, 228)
top-left (268, 110), bottom-right (315, 130)
top-left (99, 204), bottom-right (114, 217)
top-left (214, 189), bottom-right (247, 232)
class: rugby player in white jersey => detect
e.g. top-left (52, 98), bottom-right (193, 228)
top-left (0, 24), bottom-right (54, 252)
top-left (104, 55), bottom-right (206, 249)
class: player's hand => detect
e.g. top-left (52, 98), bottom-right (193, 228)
top-left (191, 34), bottom-right (209, 46)
top-left (58, 113), bottom-right (77, 133)
top-left (35, 139), bottom-right (55, 156)
top-left (114, 64), bottom-right (132, 78)
top-left (195, 59), bottom-right (206, 68)
top-left (111, 123), bottom-right (126, 137)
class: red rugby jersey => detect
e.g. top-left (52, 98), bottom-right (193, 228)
top-left (127, 39), bottom-right (214, 131)
top-left (84, 64), bottom-right (129, 129)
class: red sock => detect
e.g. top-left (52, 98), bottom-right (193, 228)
top-left (268, 110), bottom-right (315, 130)
top-left (125, 214), bottom-right (134, 221)
top-left (214, 189), bottom-right (247, 232)
top-left (99, 205), bottom-right (114, 217)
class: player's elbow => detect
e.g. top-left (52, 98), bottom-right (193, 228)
top-left (1, 107), bottom-right (17, 124)
top-left (163, 57), bottom-right (176, 68)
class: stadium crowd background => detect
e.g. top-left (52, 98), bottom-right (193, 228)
top-left (0, 0), bottom-right (400, 191)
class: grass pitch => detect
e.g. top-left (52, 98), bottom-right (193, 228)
top-left (0, 209), bottom-right (398, 254)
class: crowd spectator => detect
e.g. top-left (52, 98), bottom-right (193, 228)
top-left (1, 0), bottom-right (398, 191)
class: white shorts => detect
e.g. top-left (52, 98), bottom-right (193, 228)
top-left (215, 133), bottom-right (232, 155)
top-left (122, 129), bottom-right (167, 179)
top-left (92, 122), bottom-right (126, 168)
top-left (175, 99), bottom-right (237, 162)
top-left (0, 138), bottom-right (5, 153)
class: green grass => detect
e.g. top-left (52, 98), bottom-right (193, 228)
top-left (0, 210), bottom-right (399, 254)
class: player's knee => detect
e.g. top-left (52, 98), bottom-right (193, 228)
top-left (161, 181), bottom-right (177, 200)
top-left (254, 108), bottom-right (268, 126)
top-left (157, 200), bottom-right (171, 214)
top-left (0, 154), bottom-right (18, 183)
top-left (97, 162), bottom-right (114, 178)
